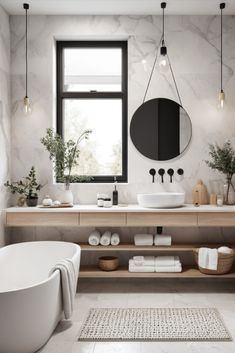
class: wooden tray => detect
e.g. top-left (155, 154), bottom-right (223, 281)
top-left (38, 204), bottom-right (73, 208)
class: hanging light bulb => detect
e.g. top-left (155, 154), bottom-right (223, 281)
top-left (22, 3), bottom-right (32, 116)
top-left (218, 3), bottom-right (226, 109)
top-left (158, 2), bottom-right (169, 73)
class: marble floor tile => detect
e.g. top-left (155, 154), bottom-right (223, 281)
top-left (39, 280), bottom-right (235, 353)
top-left (93, 342), bottom-right (141, 353)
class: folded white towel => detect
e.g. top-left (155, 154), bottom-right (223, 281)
top-left (155, 256), bottom-right (180, 267)
top-left (88, 230), bottom-right (101, 246)
top-left (49, 258), bottom-right (78, 319)
top-left (198, 247), bottom-right (208, 268)
top-left (100, 231), bottom-right (112, 246)
top-left (155, 264), bottom-right (182, 273)
top-left (154, 234), bottom-right (172, 246)
top-left (132, 256), bottom-right (155, 266)
top-left (129, 260), bottom-right (155, 272)
top-left (208, 249), bottom-right (218, 270)
top-left (134, 234), bottom-right (153, 246)
top-left (198, 248), bottom-right (218, 270)
top-left (111, 233), bottom-right (120, 246)
top-left (133, 256), bottom-right (144, 266)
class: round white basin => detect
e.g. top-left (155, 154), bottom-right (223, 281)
top-left (137, 192), bottom-right (185, 208)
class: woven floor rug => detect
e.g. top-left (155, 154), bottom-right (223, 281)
top-left (78, 308), bottom-right (231, 342)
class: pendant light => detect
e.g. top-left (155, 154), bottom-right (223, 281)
top-left (218, 2), bottom-right (226, 109)
top-left (158, 2), bottom-right (169, 73)
top-left (23, 3), bottom-right (31, 115)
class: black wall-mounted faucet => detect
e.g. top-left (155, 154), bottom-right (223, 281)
top-left (158, 168), bottom-right (165, 183)
top-left (167, 168), bottom-right (174, 183)
top-left (149, 168), bottom-right (156, 183)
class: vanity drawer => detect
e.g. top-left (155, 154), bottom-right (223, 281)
top-left (6, 212), bottom-right (79, 226)
top-left (80, 212), bottom-right (126, 226)
top-left (127, 213), bottom-right (197, 226)
top-left (198, 213), bottom-right (235, 226)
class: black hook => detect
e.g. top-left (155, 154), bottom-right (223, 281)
top-left (167, 169), bottom-right (174, 183)
top-left (158, 169), bottom-right (165, 183)
top-left (149, 169), bottom-right (156, 183)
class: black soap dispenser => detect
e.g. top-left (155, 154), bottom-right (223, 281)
top-left (113, 177), bottom-right (118, 205)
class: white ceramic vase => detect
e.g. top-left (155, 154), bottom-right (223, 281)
top-left (60, 184), bottom-right (74, 204)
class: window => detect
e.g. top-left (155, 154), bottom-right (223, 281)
top-left (56, 41), bottom-right (128, 182)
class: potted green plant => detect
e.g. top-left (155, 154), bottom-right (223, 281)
top-left (5, 166), bottom-right (41, 207)
top-left (40, 128), bottom-right (92, 204)
top-left (205, 141), bottom-right (235, 205)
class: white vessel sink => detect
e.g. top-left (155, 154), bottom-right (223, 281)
top-left (137, 192), bottom-right (185, 208)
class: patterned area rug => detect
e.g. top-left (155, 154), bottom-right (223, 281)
top-left (78, 308), bottom-right (231, 342)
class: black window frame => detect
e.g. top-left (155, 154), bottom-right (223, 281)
top-left (56, 40), bottom-right (128, 183)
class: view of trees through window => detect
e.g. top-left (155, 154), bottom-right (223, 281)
top-left (63, 99), bottom-right (122, 176)
top-left (57, 41), bottom-right (127, 181)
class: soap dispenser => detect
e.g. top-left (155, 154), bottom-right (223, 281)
top-left (113, 177), bottom-right (118, 205)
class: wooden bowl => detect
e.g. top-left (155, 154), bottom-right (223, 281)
top-left (98, 256), bottom-right (119, 271)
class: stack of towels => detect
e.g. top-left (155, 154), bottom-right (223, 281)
top-left (88, 230), bottom-right (120, 246)
top-left (134, 234), bottom-right (172, 246)
top-left (129, 256), bottom-right (182, 273)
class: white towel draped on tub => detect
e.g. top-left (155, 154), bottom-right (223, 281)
top-left (100, 231), bottom-right (112, 246)
top-left (88, 230), bottom-right (101, 246)
top-left (49, 258), bottom-right (79, 319)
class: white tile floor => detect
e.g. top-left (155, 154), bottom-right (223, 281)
top-left (38, 279), bottom-right (235, 353)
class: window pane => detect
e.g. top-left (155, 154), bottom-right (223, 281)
top-left (63, 48), bottom-right (122, 92)
top-left (63, 99), bottom-right (122, 176)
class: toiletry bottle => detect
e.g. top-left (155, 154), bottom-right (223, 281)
top-left (113, 177), bottom-right (118, 205)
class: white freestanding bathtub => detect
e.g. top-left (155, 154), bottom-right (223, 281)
top-left (0, 241), bottom-right (81, 353)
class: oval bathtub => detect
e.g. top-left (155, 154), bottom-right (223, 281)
top-left (0, 241), bottom-right (81, 353)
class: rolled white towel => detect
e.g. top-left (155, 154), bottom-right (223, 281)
top-left (218, 246), bottom-right (233, 254)
top-left (129, 260), bottom-right (155, 272)
top-left (154, 234), bottom-right (172, 246)
top-left (134, 234), bottom-right (153, 246)
top-left (155, 264), bottom-right (182, 273)
top-left (132, 256), bottom-right (155, 266)
top-left (155, 256), bottom-right (180, 267)
top-left (100, 231), bottom-right (112, 246)
top-left (111, 233), bottom-right (120, 246)
top-left (88, 230), bottom-right (101, 246)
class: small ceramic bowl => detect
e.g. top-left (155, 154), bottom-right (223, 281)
top-left (98, 256), bottom-right (119, 271)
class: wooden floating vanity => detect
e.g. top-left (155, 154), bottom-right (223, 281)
top-left (5, 204), bottom-right (235, 279)
top-left (5, 204), bottom-right (235, 227)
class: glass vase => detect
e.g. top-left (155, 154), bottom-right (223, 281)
top-left (223, 176), bottom-right (235, 205)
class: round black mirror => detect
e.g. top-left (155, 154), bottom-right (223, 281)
top-left (130, 98), bottom-right (192, 161)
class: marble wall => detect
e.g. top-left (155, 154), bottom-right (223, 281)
top-left (0, 6), bottom-right (10, 246)
top-left (9, 15), bottom-right (235, 248)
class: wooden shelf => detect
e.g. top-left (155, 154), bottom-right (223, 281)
top-left (79, 243), bottom-right (234, 252)
top-left (80, 265), bottom-right (235, 278)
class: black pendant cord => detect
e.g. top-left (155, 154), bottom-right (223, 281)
top-left (221, 5), bottom-right (223, 92)
top-left (25, 6), bottom-right (28, 97)
top-left (162, 4), bottom-right (165, 44)
top-left (167, 52), bottom-right (183, 106)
